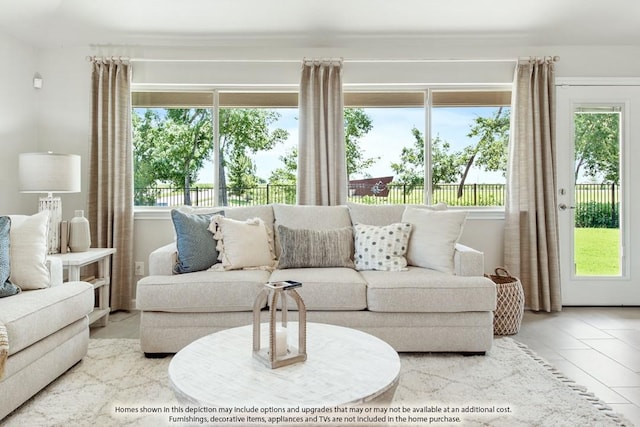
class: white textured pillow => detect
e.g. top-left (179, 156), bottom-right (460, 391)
top-left (209, 215), bottom-right (275, 271)
top-left (8, 211), bottom-right (50, 289)
top-left (401, 208), bottom-right (467, 274)
top-left (354, 222), bottom-right (412, 271)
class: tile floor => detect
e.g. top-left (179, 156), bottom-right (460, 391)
top-left (516, 307), bottom-right (640, 425)
top-left (91, 307), bottom-right (640, 425)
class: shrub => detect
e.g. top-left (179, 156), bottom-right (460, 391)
top-left (574, 202), bottom-right (619, 228)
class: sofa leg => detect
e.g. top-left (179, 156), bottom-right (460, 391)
top-left (144, 352), bottom-right (173, 359)
top-left (461, 351), bottom-right (486, 357)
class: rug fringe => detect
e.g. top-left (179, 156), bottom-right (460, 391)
top-left (512, 339), bottom-right (632, 427)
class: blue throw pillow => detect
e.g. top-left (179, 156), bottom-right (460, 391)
top-left (0, 216), bottom-right (21, 298)
top-left (171, 209), bottom-right (224, 274)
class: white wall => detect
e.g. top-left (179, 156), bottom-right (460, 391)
top-left (12, 40), bottom-right (640, 276)
top-left (0, 32), bottom-right (39, 214)
top-left (36, 47), bottom-right (93, 220)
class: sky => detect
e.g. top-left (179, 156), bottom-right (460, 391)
top-left (250, 106), bottom-right (507, 185)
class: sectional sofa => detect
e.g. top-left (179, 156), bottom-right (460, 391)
top-left (136, 203), bottom-right (497, 356)
top-left (0, 213), bottom-right (94, 420)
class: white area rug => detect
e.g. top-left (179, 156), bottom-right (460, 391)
top-left (3, 338), bottom-right (631, 426)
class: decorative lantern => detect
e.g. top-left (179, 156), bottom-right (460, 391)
top-left (253, 281), bottom-right (307, 369)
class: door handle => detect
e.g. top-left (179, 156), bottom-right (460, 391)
top-left (558, 203), bottom-right (576, 210)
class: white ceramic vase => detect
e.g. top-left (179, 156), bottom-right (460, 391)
top-left (69, 210), bottom-right (91, 252)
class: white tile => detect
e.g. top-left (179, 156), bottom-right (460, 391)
top-left (612, 387), bottom-right (640, 406)
top-left (582, 338), bottom-right (640, 372)
top-left (557, 349), bottom-right (640, 387)
top-left (608, 403), bottom-right (640, 427)
top-left (551, 360), bottom-right (630, 404)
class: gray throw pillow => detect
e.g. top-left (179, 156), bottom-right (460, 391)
top-left (277, 225), bottom-right (355, 269)
top-left (0, 216), bottom-right (21, 298)
top-left (171, 209), bottom-right (224, 274)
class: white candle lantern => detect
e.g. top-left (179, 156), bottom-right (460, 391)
top-left (252, 282), bottom-right (307, 369)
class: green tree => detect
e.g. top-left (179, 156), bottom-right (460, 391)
top-left (574, 112), bottom-right (619, 183)
top-left (390, 127), bottom-right (460, 192)
top-left (269, 108), bottom-right (376, 186)
top-left (133, 108), bottom-right (288, 206)
top-left (457, 107), bottom-right (510, 197)
top-left (132, 108), bottom-right (213, 205)
top-left (218, 109), bottom-right (288, 205)
top-left (344, 108), bottom-right (377, 177)
top-left (268, 146), bottom-right (298, 204)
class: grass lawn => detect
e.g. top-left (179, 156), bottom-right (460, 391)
top-left (574, 228), bottom-right (620, 276)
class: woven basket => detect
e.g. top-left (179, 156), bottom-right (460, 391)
top-left (485, 268), bottom-right (524, 335)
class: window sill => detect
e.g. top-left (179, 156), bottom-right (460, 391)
top-left (134, 206), bottom-right (506, 221)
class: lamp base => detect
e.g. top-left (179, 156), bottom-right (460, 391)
top-left (39, 196), bottom-right (62, 254)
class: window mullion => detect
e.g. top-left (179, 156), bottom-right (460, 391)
top-left (424, 89), bottom-right (433, 204)
top-left (212, 90), bottom-right (220, 206)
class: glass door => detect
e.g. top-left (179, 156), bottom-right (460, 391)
top-left (557, 85), bottom-right (639, 305)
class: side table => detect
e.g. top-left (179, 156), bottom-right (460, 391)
top-left (49, 248), bottom-right (116, 327)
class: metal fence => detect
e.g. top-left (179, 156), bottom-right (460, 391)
top-left (135, 183), bottom-right (506, 207)
top-left (135, 183), bottom-right (619, 215)
top-left (574, 183), bottom-right (619, 228)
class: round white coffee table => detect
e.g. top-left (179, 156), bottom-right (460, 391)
top-left (168, 322), bottom-right (400, 408)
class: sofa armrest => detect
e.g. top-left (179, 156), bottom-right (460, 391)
top-left (149, 242), bottom-right (178, 276)
top-left (454, 243), bottom-right (485, 277)
top-left (46, 257), bottom-right (64, 287)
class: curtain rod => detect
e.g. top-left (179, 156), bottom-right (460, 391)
top-left (125, 58), bottom-right (521, 64)
top-left (87, 56), bottom-right (558, 64)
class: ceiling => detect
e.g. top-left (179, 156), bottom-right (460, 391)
top-left (1, 0), bottom-right (639, 49)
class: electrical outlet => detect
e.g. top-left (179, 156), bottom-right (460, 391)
top-left (135, 261), bottom-right (144, 276)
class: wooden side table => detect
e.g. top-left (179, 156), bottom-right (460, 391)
top-left (49, 248), bottom-right (116, 327)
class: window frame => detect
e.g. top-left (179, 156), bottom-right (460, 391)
top-left (131, 84), bottom-right (511, 214)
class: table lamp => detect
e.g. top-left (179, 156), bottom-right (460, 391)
top-left (19, 152), bottom-right (81, 254)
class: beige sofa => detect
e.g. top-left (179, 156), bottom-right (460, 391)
top-left (0, 257), bottom-right (94, 420)
top-left (136, 203), bottom-right (496, 357)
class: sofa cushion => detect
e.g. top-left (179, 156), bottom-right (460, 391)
top-left (179, 205), bottom-right (276, 253)
top-left (171, 209), bottom-right (222, 274)
top-left (0, 281), bottom-right (94, 355)
top-left (1, 217), bottom-right (21, 298)
top-left (273, 204), bottom-right (352, 230)
top-left (269, 268), bottom-right (367, 310)
top-left (136, 270), bottom-right (272, 312)
top-left (273, 204), bottom-right (352, 257)
top-left (210, 216), bottom-right (275, 271)
top-left (353, 222), bottom-right (412, 271)
top-left (347, 202), bottom-right (447, 226)
top-left (8, 212), bottom-right (50, 290)
top-left (401, 207), bottom-right (467, 274)
top-left (277, 225), bottom-right (354, 269)
top-left (361, 267), bottom-right (496, 313)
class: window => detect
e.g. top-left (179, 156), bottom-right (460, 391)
top-left (343, 91), bottom-right (511, 206)
top-left (132, 89), bottom-right (510, 208)
top-left (430, 91), bottom-right (511, 207)
top-left (132, 91), bottom-right (298, 207)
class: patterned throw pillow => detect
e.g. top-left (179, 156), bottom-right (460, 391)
top-left (0, 216), bottom-right (21, 298)
top-left (353, 223), bottom-right (412, 271)
top-left (277, 225), bottom-right (355, 269)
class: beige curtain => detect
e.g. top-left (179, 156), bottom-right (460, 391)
top-left (504, 57), bottom-right (561, 312)
top-left (88, 58), bottom-right (134, 311)
top-left (297, 59), bottom-right (347, 206)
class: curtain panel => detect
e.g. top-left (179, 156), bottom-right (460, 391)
top-left (297, 59), bottom-right (347, 206)
top-left (504, 57), bottom-right (561, 312)
top-left (88, 58), bottom-right (134, 311)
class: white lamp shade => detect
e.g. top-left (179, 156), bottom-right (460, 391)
top-left (19, 152), bottom-right (81, 193)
